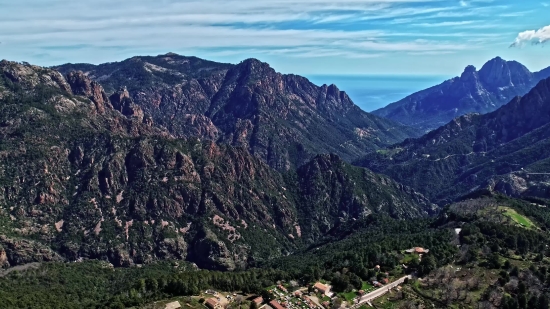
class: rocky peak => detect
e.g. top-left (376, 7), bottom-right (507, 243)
top-left (318, 84), bottom-right (354, 112)
top-left (66, 71), bottom-right (112, 113)
top-left (459, 65), bottom-right (479, 84)
top-left (233, 58), bottom-right (276, 81)
top-left (109, 87), bottom-right (144, 121)
top-left (478, 57), bottom-right (533, 89)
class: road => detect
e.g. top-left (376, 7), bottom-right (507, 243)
top-left (351, 275), bottom-right (412, 308)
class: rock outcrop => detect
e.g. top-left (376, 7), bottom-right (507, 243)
top-left (66, 71), bottom-right (112, 113)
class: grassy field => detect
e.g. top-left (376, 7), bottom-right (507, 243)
top-left (361, 282), bottom-right (376, 293)
top-left (341, 291), bottom-right (357, 301)
top-left (501, 207), bottom-right (535, 229)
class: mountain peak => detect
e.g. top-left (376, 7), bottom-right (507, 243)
top-left (462, 65), bottom-right (477, 75)
top-left (479, 56), bottom-right (532, 89)
top-left (373, 57), bottom-right (549, 131)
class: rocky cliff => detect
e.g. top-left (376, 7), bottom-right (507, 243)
top-left (0, 60), bottom-right (432, 270)
top-left (372, 57), bottom-right (550, 131)
top-left (55, 54), bottom-right (420, 170)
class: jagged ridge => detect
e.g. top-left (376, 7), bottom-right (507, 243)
top-left (55, 54), bottom-right (420, 170)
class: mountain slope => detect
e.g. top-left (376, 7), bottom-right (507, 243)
top-left (55, 54), bottom-right (420, 170)
top-left (0, 60), bottom-right (433, 270)
top-left (356, 77), bottom-right (550, 204)
top-left (372, 57), bottom-right (550, 131)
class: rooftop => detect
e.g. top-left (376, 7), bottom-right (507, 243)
top-left (165, 301), bottom-right (182, 309)
top-left (270, 300), bottom-right (285, 309)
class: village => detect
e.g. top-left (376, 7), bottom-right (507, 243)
top-left (158, 247), bottom-right (430, 309)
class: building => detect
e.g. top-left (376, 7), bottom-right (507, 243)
top-left (206, 298), bottom-right (222, 309)
top-left (405, 247), bottom-right (430, 254)
top-left (270, 300), bottom-right (285, 309)
top-left (253, 296), bottom-right (263, 305)
top-left (278, 285), bottom-right (288, 293)
top-left (382, 278), bottom-right (389, 284)
top-left (314, 282), bottom-right (332, 296)
top-left (294, 291), bottom-right (303, 297)
top-left (165, 301), bottom-right (182, 309)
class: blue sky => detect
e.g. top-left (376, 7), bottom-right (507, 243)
top-left (0, 0), bottom-right (549, 76)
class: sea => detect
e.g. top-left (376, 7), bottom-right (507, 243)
top-left (306, 75), bottom-right (451, 112)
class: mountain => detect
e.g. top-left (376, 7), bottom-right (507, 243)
top-left (372, 57), bottom-right (550, 132)
top-left (54, 54), bottom-right (420, 170)
top-left (0, 60), bottom-right (433, 270)
top-left (355, 77), bottom-right (550, 204)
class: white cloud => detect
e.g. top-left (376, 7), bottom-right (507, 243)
top-left (0, 0), bottom-right (525, 70)
top-left (511, 25), bottom-right (550, 47)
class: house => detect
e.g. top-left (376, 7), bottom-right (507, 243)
top-left (358, 290), bottom-right (365, 296)
top-left (372, 281), bottom-right (383, 287)
top-left (253, 296), bottom-right (263, 305)
top-left (382, 278), bottom-right (389, 285)
top-left (322, 301), bottom-right (330, 308)
top-left (278, 285), bottom-right (288, 293)
top-left (270, 300), bottom-right (285, 309)
top-left (294, 291), bottom-right (303, 297)
top-left (374, 265), bottom-right (380, 271)
top-left (206, 298), bottom-right (222, 309)
top-left (165, 301), bottom-right (182, 309)
top-left (405, 247), bottom-right (430, 254)
top-left (314, 282), bottom-right (332, 296)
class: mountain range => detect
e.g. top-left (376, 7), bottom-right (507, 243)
top-left (0, 59), bottom-right (433, 270)
top-left (356, 76), bottom-right (550, 204)
top-left (55, 54), bottom-right (420, 171)
top-left (372, 57), bottom-right (550, 131)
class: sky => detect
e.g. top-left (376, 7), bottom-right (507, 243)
top-left (0, 0), bottom-right (549, 76)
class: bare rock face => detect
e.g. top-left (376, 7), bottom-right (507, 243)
top-left (110, 87), bottom-right (145, 121)
top-left (66, 71), bottom-right (112, 113)
top-left (0, 247), bottom-right (9, 268)
top-left (490, 174), bottom-right (528, 196)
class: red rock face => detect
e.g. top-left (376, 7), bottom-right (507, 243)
top-left (66, 71), bottom-right (112, 113)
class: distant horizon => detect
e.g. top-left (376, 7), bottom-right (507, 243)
top-left (306, 74), bottom-right (448, 112)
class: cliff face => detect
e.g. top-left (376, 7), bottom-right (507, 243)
top-left (55, 54), bottom-right (420, 170)
top-left (372, 57), bottom-right (550, 132)
top-left (0, 60), bottom-right (432, 270)
top-left (357, 78), bottom-right (550, 204)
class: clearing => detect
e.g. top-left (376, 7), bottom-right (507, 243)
top-left (500, 207), bottom-right (535, 229)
